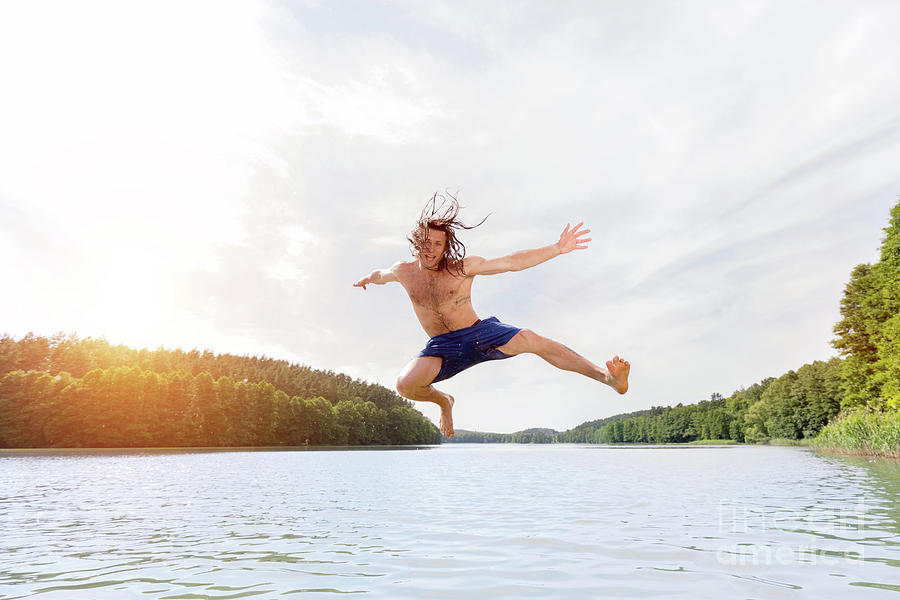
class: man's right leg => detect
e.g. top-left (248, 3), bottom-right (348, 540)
top-left (396, 357), bottom-right (456, 437)
top-left (496, 329), bottom-right (630, 394)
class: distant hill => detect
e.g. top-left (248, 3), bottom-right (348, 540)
top-left (446, 409), bottom-right (668, 444)
top-left (445, 427), bottom-right (559, 443)
top-left (557, 408), bottom-right (665, 442)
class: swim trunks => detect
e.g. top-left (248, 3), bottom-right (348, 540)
top-left (418, 316), bottom-right (522, 383)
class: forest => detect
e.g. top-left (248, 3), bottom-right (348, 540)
top-left (447, 358), bottom-right (841, 445)
top-left (0, 337), bottom-right (441, 447)
top-left (544, 357), bottom-right (844, 444)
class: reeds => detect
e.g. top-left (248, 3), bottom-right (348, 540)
top-left (810, 410), bottom-right (900, 458)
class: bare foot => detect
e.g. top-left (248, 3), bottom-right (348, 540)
top-left (606, 356), bottom-right (630, 394)
top-left (439, 395), bottom-right (455, 438)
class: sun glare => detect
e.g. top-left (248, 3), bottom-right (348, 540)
top-left (1, 0), bottom-right (299, 346)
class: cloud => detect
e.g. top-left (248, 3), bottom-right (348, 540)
top-left (3, 0), bottom-right (900, 432)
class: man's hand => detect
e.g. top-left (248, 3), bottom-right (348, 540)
top-left (556, 222), bottom-right (591, 254)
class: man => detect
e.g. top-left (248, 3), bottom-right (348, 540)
top-left (353, 195), bottom-right (630, 437)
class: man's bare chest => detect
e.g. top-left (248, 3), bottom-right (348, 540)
top-left (403, 273), bottom-right (468, 308)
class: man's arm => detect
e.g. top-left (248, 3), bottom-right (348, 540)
top-left (353, 262), bottom-right (401, 290)
top-left (465, 222), bottom-right (591, 276)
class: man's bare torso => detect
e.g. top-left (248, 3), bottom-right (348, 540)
top-left (394, 260), bottom-right (479, 338)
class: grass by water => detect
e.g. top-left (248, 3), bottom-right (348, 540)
top-left (811, 410), bottom-right (900, 459)
top-left (766, 438), bottom-right (811, 447)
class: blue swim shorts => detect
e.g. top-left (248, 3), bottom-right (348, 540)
top-left (418, 316), bottom-right (522, 383)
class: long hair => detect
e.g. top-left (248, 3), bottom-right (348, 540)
top-left (408, 192), bottom-right (487, 276)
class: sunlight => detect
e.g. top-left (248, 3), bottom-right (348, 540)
top-left (0, 0), bottom-right (299, 344)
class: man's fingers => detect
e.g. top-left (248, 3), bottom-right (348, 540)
top-left (571, 226), bottom-right (589, 238)
top-left (564, 222), bottom-right (589, 238)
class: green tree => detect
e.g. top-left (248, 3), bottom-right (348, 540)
top-left (833, 200), bottom-right (900, 411)
top-left (833, 263), bottom-right (886, 409)
top-left (194, 372), bottom-right (225, 445)
top-left (302, 396), bottom-right (338, 445)
top-left (875, 201), bottom-right (900, 409)
top-left (16, 333), bottom-right (50, 372)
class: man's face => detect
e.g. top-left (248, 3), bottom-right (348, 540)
top-left (419, 229), bottom-right (447, 270)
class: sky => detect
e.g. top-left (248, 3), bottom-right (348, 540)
top-left (2, 0), bottom-right (899, 434)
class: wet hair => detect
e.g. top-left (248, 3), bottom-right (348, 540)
top-left (408, 192), bottom-right (487, 276)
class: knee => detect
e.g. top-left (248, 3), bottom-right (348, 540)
top-left (396, 374), bottom-right (419, 399)
top-left (501, 328), bottom-right (546, 355)
top-left (516, 328), bottom-right (546, 352)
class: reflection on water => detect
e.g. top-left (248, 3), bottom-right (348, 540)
top-left (1, 445), bottom-right (898, 599)
top-left (830, 455), bottom-right (900, 537)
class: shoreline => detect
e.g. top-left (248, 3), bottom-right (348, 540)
top-left (808, 444), bottom-right (900, 460)
top-left (3, 440), bottom-right (898, 459)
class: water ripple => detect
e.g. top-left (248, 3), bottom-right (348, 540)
top-left (1, 445), bottom-right (898, 599)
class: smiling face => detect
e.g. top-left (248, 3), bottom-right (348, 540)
top-left (418, 228), bottom-right (447, 270)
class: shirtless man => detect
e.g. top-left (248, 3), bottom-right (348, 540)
top-left (353, 195), bottom-right (630, 437)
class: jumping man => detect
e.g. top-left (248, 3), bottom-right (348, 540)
top-left (353, 195), bottom-right (630, 437)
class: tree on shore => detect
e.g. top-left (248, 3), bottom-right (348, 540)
top-left (833, 201), bottom-right (900, 411)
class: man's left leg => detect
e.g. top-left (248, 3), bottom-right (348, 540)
top-left (396, 356), bottom-right (456, 437)
top-left (496, 329), bottom-right (630, 394)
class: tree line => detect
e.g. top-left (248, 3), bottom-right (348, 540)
top-left (0, 337), bottom-right (441, 447)
top-left (1, 334), bottom-right (407, 411)
top-left (448, 428), bottom-right (559, 444)
top-left (554, 357), bottom-right (843, 444)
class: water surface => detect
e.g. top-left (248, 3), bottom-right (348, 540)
top-left (1, 444), bottom-right (898, 598)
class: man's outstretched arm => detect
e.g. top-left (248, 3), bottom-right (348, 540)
top-left (353, 263), bottom-right (400, 290)
top-left (465, 222), bottom-right (591, 276)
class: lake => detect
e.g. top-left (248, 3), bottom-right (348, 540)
top-left (1, 444), bottom-right (898, 599)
